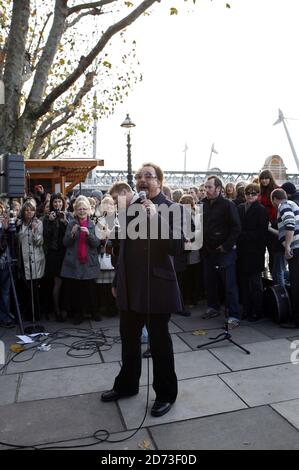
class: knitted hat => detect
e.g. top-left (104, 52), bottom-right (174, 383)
top-left (90, 190), bottom-right (103, 202)
top-left (281, 182), bottom-right (296, 195)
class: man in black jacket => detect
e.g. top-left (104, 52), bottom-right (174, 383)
top-left (201, 176), bottom-right (241, 328)
top-left (101, 164), bottom-right (184, 417)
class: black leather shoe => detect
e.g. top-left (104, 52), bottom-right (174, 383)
top-left (101, 389), bottom-right (137, 402)
top-left (151, 400), bottom-right (173, 417)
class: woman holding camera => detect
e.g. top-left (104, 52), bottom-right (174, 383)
top-left (17, 201), bottom-right (45, 321)
top-left (43, 193), bottom-right (68, 321)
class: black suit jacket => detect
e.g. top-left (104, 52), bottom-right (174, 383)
top-left (114, 192), bottom-right (184, 314)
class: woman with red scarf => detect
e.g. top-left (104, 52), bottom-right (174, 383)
top-left (61, 196), bottom-right (101, 324)
top-left (258, 169), bottom-right (286, 284)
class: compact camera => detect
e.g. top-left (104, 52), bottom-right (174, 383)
top-left (54, 209), bottom-right (64, 219)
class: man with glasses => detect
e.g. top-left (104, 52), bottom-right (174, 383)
top-left (201, 176), bottom-right (241, 329)
top-left (101, 163), bottom-right (184, 417)
top-left (236, 183), bottom-right (268, 321)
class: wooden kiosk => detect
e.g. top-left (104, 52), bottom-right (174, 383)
top-left (25, 158), bottom-right (104, 195)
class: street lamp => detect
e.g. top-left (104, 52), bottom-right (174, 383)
top-left (120, 113), bottom-right (136, 189)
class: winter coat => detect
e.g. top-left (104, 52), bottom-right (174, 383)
top-left (60, 217), bottom-right (101, 280)
top-left (18, 219), bottom-right (45, 280)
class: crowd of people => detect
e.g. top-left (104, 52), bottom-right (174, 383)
top-left (0, 169), bottom-right (299, 330)
top-left (0, 164), bottom-right (299, 416)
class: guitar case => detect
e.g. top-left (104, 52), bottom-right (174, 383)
top-left (263, 284), bottom-right (292, 324)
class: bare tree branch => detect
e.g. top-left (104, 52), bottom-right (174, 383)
top-left (29, 71), bottom-right (95, 158)
top-left (66, 8), bottom-right (104, 29)
top-left (31, 12), bottom-right (53, 71)
top-left (40, 71), bottom-right (95, 138)
top-left (68, 0), bottom-right (116, 15)
top-left (26, 0), bottom-right (68, 110)
top-left (32, 0), bottom-right (158, 119)
top-left (44, 138), bottom-right (71, 159)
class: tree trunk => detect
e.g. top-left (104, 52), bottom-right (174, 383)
top-left (0, 0), bottom-right (30, 154)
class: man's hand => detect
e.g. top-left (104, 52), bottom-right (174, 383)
top-left (141, 200), bottom-right (157, 218)
top-left (285, 245), bottom-right (293, 260)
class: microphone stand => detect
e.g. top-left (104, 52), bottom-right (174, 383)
top-left (142, 202), bottom-right (152, 359)
top-left (197, 264), bottom-right (250, 354)
top-left (24, 218), bottom-right (44, 334)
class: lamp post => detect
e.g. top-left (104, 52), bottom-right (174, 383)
top-left (121, 113), bottom-right (136, 189)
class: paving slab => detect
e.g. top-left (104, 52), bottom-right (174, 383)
top-left (0, 393), bottom-right (123, 448)
top-left (118, 376), bottom-right (247, 429)
top-left (0, 374), bottom-right (19, 405)
top-left (271, 399), bottom-right (299, 430)
top-left (17, 362), bottom-right (121, 402)
top-left (149, 406), bottom-right (299, 450)
top-left (39, 428), bottom-right (154, 451)
top-left (249, 320), bottom-right (299, 339)
top-left (171, 311), bottom-right (225, 332)
top-left (211, 338), bottom-right (292, 371)
top-left (91, 316), bottom-right (120, 328)
top-left (139, 349), bottom-right (229, 386)
top-left (101, 334), bottom-right (192, 363)
top-left (220, 363), bottom-right (299, 406)
top-left (4, 343), bottom-right (102, 374)
top-left (178, 325), bottom-right (271, 350)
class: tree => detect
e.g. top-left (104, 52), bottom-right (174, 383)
top-left (0, 0), bottom-right (161, 157)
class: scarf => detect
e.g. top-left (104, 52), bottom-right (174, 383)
top-left (77, 218), bottom-right (88, 264)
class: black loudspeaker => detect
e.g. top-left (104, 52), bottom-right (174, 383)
top-left (0, 153), bottom-right (25, 198)
top-left (263, 284), bottom-right (292, 324)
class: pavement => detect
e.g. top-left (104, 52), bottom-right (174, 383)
top-left (1, 303), bottom-right (299, 451)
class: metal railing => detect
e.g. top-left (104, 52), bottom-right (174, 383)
top-left (82, 169), bottom-right (299, 191)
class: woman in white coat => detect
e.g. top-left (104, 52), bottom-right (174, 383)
top-left (17, 201), bottom-right (45, 321)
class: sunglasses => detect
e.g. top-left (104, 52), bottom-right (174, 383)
top-left (245, 191), bottom-right (258, 196)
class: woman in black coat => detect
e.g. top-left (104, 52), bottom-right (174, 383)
top-left (237, 183), bottom-right (269, 321)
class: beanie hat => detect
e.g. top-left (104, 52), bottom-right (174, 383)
top-left (281, 182), bottom-right (296, 195)
top-left (91, 190), bottom-right (103, 202)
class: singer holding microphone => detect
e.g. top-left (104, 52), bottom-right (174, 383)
top-left (101, 163), bottom-right (184, 417)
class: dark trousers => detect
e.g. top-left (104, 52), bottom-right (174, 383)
top-left (288, 248), bottom-right (299, 326)
top-left (114, 310), bottom-right (178, 403)
top-left (0, 266), bottom-right (11, 321)
top-left (203, 250), bottom-right (240, 319)
top-left (240, 272), bottom-right (263, 318)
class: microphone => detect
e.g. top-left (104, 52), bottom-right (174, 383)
top-left (138, 191), bottom-right (151, 217)
top-left (138, 191), bottom-right (147, 201)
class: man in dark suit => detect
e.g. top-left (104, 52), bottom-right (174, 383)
top-left (101, 163), bottom-right (184, 417)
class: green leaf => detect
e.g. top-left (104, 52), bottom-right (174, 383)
top-left (103, 60), bottom-right (112, 69)
top-left (170, 7), bottom-right (178, 15)
top-left (226, 3), bottom-right (231, 7)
